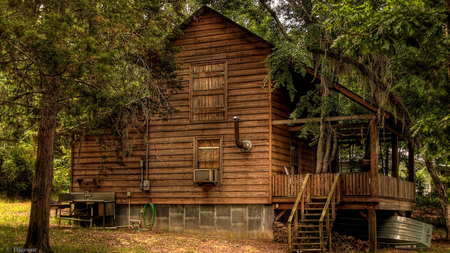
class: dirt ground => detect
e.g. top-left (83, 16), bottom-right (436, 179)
top-left (48, 222), bottom-right (450, 253)
top-left (2, 201), bottom-right (450, 252)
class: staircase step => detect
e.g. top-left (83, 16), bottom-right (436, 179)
top-left (298, 224), bottom-right (320, 228)
top-left (299, 219), bottom-right (320, 222)
top-left (291, 248), bottom-right (324, 252)
top-left (305, 208), bottom-right (323, 210)
top-left (311, 196), bottom-right (327, 199)
top-left (293, 242), bottom-right (322, 246)
top-left (299, 219), bottom-right (335, 222)
top-left (293, 236), bottom-right (321, 240)
top-left (294, 230), bottom-right (326, 234)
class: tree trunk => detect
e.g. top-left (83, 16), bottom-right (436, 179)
top-left (445, 0), bottom-right (450, 80)
top-left (24, 79), bottom-right (60, 253)
top-left (316, 122), bottom-right (325, 173)
top-left (424, 157), bottom-right (450, 240)
top-left (322, 130), bottom-right (332, 173)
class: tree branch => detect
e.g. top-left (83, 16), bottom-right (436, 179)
top-left (74, 79), bottom-right (99, 89)
top-left (0, 101), bottom-right (40, 110)
top-left (258, 0), bottom-right (294, 43)
top-left (3, 38), bottom-right (46, 78)
top-left (8, 90), bottom-right (43, 102)
top-left (286, 0), bottom-right (312, 23)
top-left (307, 47), bottom-right (414, 131)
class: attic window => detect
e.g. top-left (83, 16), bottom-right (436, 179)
top-left (190, 61), bottom-right (227, 121)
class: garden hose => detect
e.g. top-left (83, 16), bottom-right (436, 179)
top-left (132, 202), bottom-right (155, 231)
top-left (143, 202), bottom-right (155, 227)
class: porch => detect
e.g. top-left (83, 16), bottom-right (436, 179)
top-left (271, 173), bottom-right (415, 211)
top-left (272, 173), bottom-right (417, 252)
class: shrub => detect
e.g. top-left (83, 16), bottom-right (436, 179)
top-left (0, 139), bottom-right (35, 198)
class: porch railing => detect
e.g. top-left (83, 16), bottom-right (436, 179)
top-left (379, 174), bottom-right (415, 200)
top-left (343, 173), bottom-right (371, 196)
top-left (272, 173), bottom-right (337, 198)
top-left (272, 173), bottom-right (415, 201)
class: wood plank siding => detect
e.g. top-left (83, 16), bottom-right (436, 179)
top-left (270, 83), bottom-right (315, 176)
top-left (71, 8), bottom-right (273, 205)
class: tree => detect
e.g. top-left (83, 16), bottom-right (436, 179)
top-left (0, 1), bottom-right (184, 252)
top-left (204, 0), bottom-right (450, 238)
top-left (257, 0), bottom-right (450, 238)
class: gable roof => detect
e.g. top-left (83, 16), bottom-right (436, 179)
top-left (177, 6), bottom-right (405, 134)
top-left (179, 6), bottom-right (402, 132)
top-left (177, 6), bottom-right (273, 48)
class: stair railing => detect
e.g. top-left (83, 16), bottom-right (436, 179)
top-left (319, 173), bottom-right (341, 251)
top-left (287, 174), bottom-right (310, 252)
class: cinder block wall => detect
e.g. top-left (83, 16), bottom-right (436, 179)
top-left (155, 204), bottom-right (274, 239)
top-left (114, 204), bottom-right (274, 239)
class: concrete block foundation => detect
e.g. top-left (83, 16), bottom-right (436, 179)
top-left (114, 204), bottom-right (274, 239)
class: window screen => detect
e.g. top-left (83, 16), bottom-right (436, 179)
top-left (196, 139), bottom-right (220, 170)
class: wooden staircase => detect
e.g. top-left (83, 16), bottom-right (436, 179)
top-left (287, 174), bottom-right (340, 252)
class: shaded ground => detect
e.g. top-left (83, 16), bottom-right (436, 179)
top-left (0, 201), bottom-right (449, 252)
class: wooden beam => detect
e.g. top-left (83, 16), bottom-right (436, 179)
top-left (392, 133), bottom-right (399, 179)
top-left (289, 123), bottom-right (369, 132)
top-left (359, 210), bottom-right (369, 221)
top-left (384, 123), bottom-right (405, 139)
top-left (303, 66), bottom-right (402, 130)
top-left (272, 114), bottom-right (375, 125)
top-left (378, 198), bottom-right (416, 211)
top-left (275, 209), bottom-right (287, 221)
top-left (333, 123), bottom-right (369, 129)
top-left (368, 209), bottom-right (377, 253)
top-left (370, 118), bottom-right (379, 197)
top-left (337, 203), bottom-right (379, 210)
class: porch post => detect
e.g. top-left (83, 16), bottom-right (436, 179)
top-left (368, 209), bottom-right (377, 252)
top-left (392, 133), bottom-right (399, 178)
top-left (370, 118), bottom-right (379, 197)
top-left (408, 142), bottom-right (415, 184)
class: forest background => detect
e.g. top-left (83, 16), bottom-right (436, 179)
top-left (1, 0), bottom-right (450, 250)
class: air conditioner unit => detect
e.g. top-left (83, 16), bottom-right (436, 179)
top-left (194, 169), bottom-right (219, 184)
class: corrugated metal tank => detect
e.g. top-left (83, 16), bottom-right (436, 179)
top-left (333, 212), bottom-right (432, 249)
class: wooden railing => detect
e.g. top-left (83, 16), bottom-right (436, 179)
top-left (272, 173), bottom-right (415, 201)
top-left (319, 173), bottom-right (340, 251)
top-left (342, 173), bottom-right (371, 196)
top-left (287, 174), bottom-right (310, 252)
top-left (272, 174), bottom-right (306, 197)
top-left (378, 174), bottom-right (415, 200)
top-left (311, 173), bottom-right (335, 197)
top-left (272, 173), bottom-right (337, 198)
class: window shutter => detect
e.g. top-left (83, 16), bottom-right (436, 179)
top-left (190, 61), bottom-right (227, 121)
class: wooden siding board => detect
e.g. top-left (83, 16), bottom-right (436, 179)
top-left (71, 10), bottom-right (273, 205)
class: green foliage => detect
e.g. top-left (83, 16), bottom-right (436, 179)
top-left (264, 43), bottom-right (299, 99)
top-left (200, 0), bottom-right (285, 44)
top-left (318, 1), bottom-right (446, 56)
top-left (0, 0), bottom-right (185, 130)
top-left (52, 144), bottom-right (71, 197)
top-left (415, 168), bottom-right (427, 196)
top-left (416, 195), bottom-right (441, 210)
top-left (413, 114), bottom-right (450, 163)
top-left (0, 1), bottom-right (188, 204)
top-left (0, 132), bottom-right (35, 198)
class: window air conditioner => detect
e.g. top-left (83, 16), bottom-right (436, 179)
top-left (194, 169), bottom-right (218, 184)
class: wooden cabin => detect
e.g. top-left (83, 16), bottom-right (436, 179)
top-left (70, 6), bottom-right (416, 251)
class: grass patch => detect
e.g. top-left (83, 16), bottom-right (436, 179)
top-left (0, 201), bottom-right (287, 253)
top-left (1, 200), bottom-right (449, 252)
